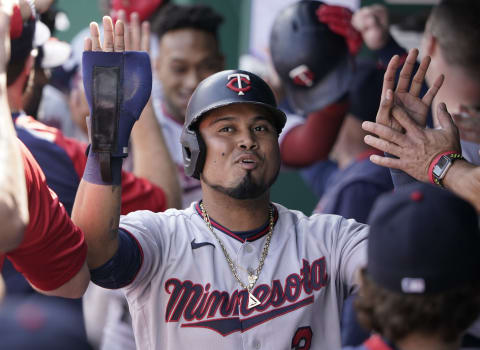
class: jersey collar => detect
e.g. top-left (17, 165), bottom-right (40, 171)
top-left (195, 201), bottom-right (279, 243)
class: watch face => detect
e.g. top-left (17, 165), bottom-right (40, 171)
top-left (433, 156), bottom-right (451, 178)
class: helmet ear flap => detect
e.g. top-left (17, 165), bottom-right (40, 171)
top-left (180, 127), bottom-right (206, 180)
top-left (192, 130), bottom-right (206, 180)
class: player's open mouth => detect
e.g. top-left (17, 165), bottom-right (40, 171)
top-left (235, 154), bottom-right (259, 170)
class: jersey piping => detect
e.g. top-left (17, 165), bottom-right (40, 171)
top-left (194, 201), bottom-right (279, 243)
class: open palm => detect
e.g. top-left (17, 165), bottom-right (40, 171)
top-left (376, 49), bottom-right (444, 132)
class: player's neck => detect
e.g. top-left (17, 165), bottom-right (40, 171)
top-left (201, 191), bottom-right (271, 232)
top-left (396, 333), bottom-right (460, 350)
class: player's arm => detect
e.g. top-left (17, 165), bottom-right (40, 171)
top-left (280, 100), bottom-right (349, 167)
top-left (7, 142), bottom-right (89, 298)
top-left (441, 160), bottom-right (480, 212)
top-left (0, 2), bottom-right (28, 252)
top-left (72, 16), bottom-right (149, 270)
top-left (126, 12), bottom-right (181, 210)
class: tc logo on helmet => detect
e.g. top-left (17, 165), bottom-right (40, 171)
top-left (289, 65), bottom-right (315, 87)
top-left (226, 73), bottom-right (252, 96)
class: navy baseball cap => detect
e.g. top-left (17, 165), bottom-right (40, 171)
top-left (367, 183), bottom-right (480, 295)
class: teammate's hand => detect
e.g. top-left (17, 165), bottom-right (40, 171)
top-left (373, 48), bottom-right (444, 133)
top-left (351, 4), bottom-right (389, 51)
top-left (452, 106), bottom-right (480, 144)
top-left (316, 4), bottom-right (363, 55)
top-left (362, 103), bottom-right (461, 183)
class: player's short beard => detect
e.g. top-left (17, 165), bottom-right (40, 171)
top-left (203, 168), bottom-right (279, 200)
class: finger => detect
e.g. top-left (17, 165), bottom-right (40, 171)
top-left (436, 103), bottom-right (456, 131)
top-left (364, 134), bottom-right (402, 155)
top-left (130, 12), bottom-right (140, 51)
top-left (391, 105), bottom-right (422, 136)
top-left (114, 19), bottom-right (125, 52)
top-left (84, 37), bottom-right (92, 51)
top-left (422, 74), bottom-right (444, 106)
top-left (102, 16), bottom-right (114, 52)
top-left (90, 22), bottom-right (102, 51)
top-left (382, 55), bottom-right (399, 99)
top-left (141, 21), bottom-right (150, 53)
top-left (117, 10), bottom-right (129, 49)
top-left (409, 55), bottom-right (430, 97)
top-left (396, 48), bottom-right (418, 93)
top-left (369, 154), bottom-right (403, 170)
top-left (362, 120), bottom-right (405, 146)
top-left (375, 88), bottom-right (393, 125)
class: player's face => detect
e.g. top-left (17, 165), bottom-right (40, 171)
top-left (199, 104), bottom-right (281, 200)
top-left (155, 29), bottom-right (223, 123)
top-left (421, 32), bottom-right (480, 123)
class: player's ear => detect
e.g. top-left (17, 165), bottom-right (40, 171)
top-left (421, 31), bottom-right (436, 58)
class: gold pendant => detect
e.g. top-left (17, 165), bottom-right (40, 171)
top-left (247, 292), bottom-right (261, 309)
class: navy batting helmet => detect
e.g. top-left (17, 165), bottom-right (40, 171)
top-left (269, 0), bottom-right (352, 114)
top-left (180, 69), bottom-right (287, 179)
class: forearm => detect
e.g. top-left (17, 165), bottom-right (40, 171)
top-left (281, 103), bottom-right (348, 167)
top-left (443, 160), bottom-right (480, 213)
top-left (131, 99), bottom-right (181, 209)
top-left (31, 261), bottom-right (90, 298)
top-left (0, 76), bottom-right (29, 251)
top-left (72, 179), bottom-right (121, 268)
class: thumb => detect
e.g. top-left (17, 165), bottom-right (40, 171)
top-left (437, 103), bottom-right (455, 131)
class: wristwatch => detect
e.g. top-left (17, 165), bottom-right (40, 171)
top-left (432, 153), bottom-right (464, 186)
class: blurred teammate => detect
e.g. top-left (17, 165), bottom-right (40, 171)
top-left (150, 3), bottom-right (224, 207)
top-left (343, 183), bottom-right (480, 350)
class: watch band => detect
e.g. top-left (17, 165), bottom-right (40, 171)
top-left (429, 151), bottom-right (464, 187)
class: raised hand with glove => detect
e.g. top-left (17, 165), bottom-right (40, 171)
top-left (73, 16), bottom-right (153, 269)
top-left (82, 16), bottom-right (152, 184)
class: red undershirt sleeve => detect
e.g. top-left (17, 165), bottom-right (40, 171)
top-left (55, 132), bottom-right (167, 214)
top-left (280, 101), bottom-right (349, 167)
top-left (6, 141), bottom-right (87, 291)
top-left (120, 171), bottom-right (167, 214)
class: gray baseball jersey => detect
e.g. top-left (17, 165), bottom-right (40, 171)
top-left (120, 202), bottom-right (368, 350)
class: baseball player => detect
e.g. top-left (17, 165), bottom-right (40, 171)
top-left (149, 3), bottom-right (225, 208)
top-left (72, 16), bottom-right (369, 349)
top-left (343, 183), bottom-right (480, 350)
top-left (0, 1), bottom-right (88, 299)
top-left (0, 0), bottom-right (30, 253)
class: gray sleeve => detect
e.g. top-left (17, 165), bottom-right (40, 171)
top-left (333, 218), bottom-right (369, 296)
top-left (119, 211), bottom-right (168, 296)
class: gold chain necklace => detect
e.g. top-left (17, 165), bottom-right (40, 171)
top-left (199, 202), bottom-right (274, 309)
